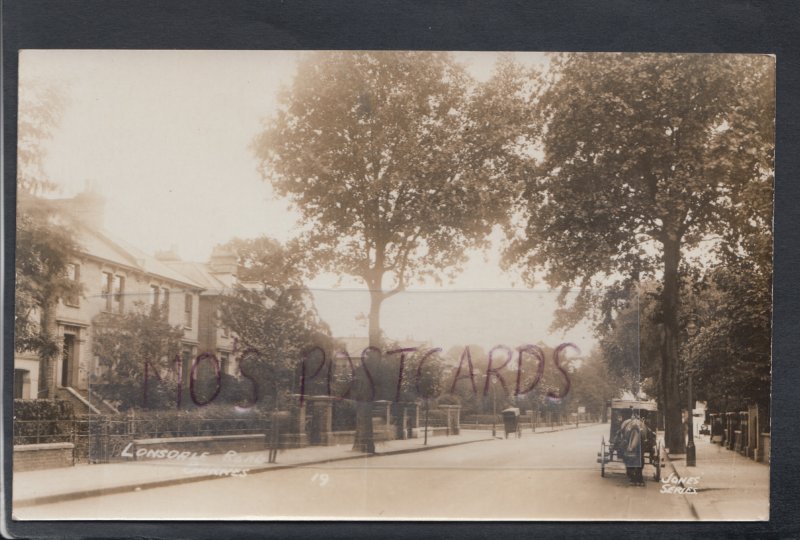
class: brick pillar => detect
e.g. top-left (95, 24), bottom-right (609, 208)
top-left (406, 402), bottom-right (420, 438)
top-left (372, 400), bottom-right (393, 441)
top-left (308, 395), bottom-right (335, 446)
top-left (440, 405), bottom-right (461, 435)
top-left (394, 402), bottom-right (409, 440)
top-left (279, 394), bottom-right (308, 448)
top-left (749, 405), bottom-right (760, 461)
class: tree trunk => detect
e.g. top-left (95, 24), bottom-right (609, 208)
top-left (38, 299), bottom-right (59, 399)
top-left (352, 389), bottom-right (376, 453)
top-left (368, 288), bottom-right (382, 348)
top-left (352, 287), bottom-right (383, 453)
top-left (661, 234), bottom-right (685, 453)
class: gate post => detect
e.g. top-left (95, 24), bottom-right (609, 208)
top-left (308, 395), bottom-right (335, 446)
top-left (279, 394), bottom-right (309, 448)
top-left (406, 402), bottom-right (420, 438)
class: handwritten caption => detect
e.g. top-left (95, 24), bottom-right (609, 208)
top-left (660, 472), bottom-right (700, 494)
top-left (120, 446), bottom-right (267, 477)
top-left (138, 342), bottom-right (579, 409)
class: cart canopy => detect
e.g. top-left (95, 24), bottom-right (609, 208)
top-left (610, 399), bottom-right (657, 412)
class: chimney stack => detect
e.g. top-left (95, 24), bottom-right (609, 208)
top-left (67, 189), bottom-right (106, 230)
top-left (155, 245), bottom-right (181, 262)
top-left (208, 245), bottom-right (238, 276)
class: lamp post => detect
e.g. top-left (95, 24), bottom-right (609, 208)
top-left (491, 381), bottom-right (497, 438)
top-left (686, 316), bottom-right (699, 467)
top-left (477, 369), bottom-right (498, 438)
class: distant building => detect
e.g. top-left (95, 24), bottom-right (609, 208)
top-left (14, 190), bottom-right (238, 411)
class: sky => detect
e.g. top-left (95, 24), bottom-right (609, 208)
top-left (18, 49), bottom-right (598, 354)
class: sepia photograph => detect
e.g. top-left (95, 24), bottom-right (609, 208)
top-left (11, 50), bottom-right (773, 521)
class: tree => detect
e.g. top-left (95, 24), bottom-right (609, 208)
top-left (681, 231), bottom-right (772, 416)
top-left (17, 77), bottom-right (67, 195)
top-left (15, 78), bottom-right (81, 398)
top-left (15, 203), bottom-right (83, 398)
top-left (92, 303), bottom-right (184, 410)
top-left (568, 350), bottom-right (624, 420)
top-left (443, 345), bottom-right (486, 415)
top-left (599, 285), bottom-right (663, 402)
top-left (506, 54), bottom-right (774, 452)
top-left (254, 51), bottom-right (531, 450)
top-left (395, 347), bottom-right (445, 445)
top-left (217, 237), bottom-right (333, 411)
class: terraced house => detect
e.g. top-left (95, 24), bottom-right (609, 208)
top-left (14, 189), bottom-right (239, 412)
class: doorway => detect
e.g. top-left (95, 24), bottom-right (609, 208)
top-left (14, 369), bottom-right (27, 399)
top-left (62, 334), bottom-right (75, 387)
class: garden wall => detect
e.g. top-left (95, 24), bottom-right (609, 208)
top-left (14, 443), bottom-right (74, 472)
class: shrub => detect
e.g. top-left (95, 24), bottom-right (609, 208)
top-left (332, 399), bottom-right (356, 431)
top-left (13, 399), bottom-right (74, 444)
top-left (128, 404), bottom-right (273, 438)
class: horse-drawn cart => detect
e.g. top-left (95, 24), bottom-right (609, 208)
top-left (597, 399), bottom-right (663, 482)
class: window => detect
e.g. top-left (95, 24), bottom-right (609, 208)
top-left (184, 294), bottom-right (193, 328)
top-left (162, 287), bottom-right (170, 312)
top-left (64, 263), bottom-right (80, 307)
top-left (218, 308), bottom-right (230, 337)
top-left (101, 272), bottom-right (113, 311)
top-left (113, 275), bottom-right (125, 313)
top-left (151, 285), bottom-right (160, 307)
top-left (220, 353), bottom-right (230, 376)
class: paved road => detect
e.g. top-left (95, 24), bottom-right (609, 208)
top-left (17, 424), bottom-right (695, 520)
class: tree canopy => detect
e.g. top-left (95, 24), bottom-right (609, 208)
top-left (254, 51), bottom-right (532, 346)
top-left (506, 53), bottom-right (774, 451)
top-left (17, 77), bottom-right (67, 195)
top-left (217, 237), bottom-right (333, 409)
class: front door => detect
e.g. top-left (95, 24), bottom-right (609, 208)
top-left (62, 334), bottom-right (75, 387)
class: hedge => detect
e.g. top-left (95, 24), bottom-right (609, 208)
top-left (13, 399), bottom-right (75, 445)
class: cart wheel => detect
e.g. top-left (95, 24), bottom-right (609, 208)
top-left (600, 437), bottom-right (606, 477)
top-left (653, 441), bottom-right (662, 482)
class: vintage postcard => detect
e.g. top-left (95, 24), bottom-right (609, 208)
top-left (12, 50), bottom-right (773, 521)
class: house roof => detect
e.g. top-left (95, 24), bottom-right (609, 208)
top-left (163, 260), bottom-right (229, 295)
top-left (26, 194), bottom-right (205, 290)
top-left (78, 227), bottom-right (204, 289)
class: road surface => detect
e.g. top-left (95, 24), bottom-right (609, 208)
top-left (16, 423), bottom-right (695, 520)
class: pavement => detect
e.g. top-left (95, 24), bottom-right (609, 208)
top-left (14, 430), bottom-right (497, 509)
top-left (665, 434), bottom-right (770, 520)
top-left (13, 423), bottom-right (601, 514)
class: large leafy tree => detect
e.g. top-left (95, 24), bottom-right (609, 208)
top-left (689, 266), bottom-right (771, 416)
top-left (506, 53), bottom-right (774, 452)
top-left (15, 78), bottom-right (81, 398)
top-left (254, 51), bottom-right (531, 450)
top-left (217, 237), bottom-right (333, 411)
top-left (685, 75), bottom-right (774, 417)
